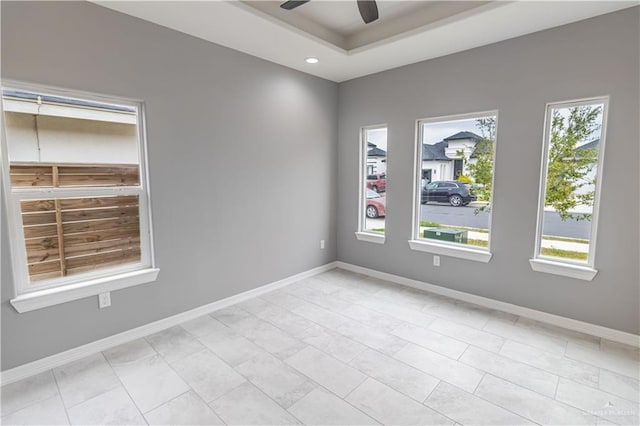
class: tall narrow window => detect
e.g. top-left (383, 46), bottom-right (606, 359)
top-left (409, 112), bottom-right (497, 263)
top-left (2, 83), bottom-right (157, 312)
top-left (531, 97), bottom-right (608, 280)
top-left (356, 125), bottom-right (387, 244)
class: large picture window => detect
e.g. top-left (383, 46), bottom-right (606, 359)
top-left (530, 97), bottom-right (608, 280)
top-left (2, 83), bottom-right (157, 311)
top-left (356, 125), bottom-right (387, 244)
top-left (410, 112), bottom-right (497, 262)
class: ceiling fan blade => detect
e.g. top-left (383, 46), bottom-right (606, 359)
top-left (280, 0), bottom-right (310, 10)
top-left (357, 0), bottom-right (379, 24)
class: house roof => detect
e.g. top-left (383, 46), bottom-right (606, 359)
top-left (422, 141), bottom-right (449, 160)
top-left (367, 141), bottom-right (376, 148)
top-left (444, 131), bottom-right (481, 141)
top-left (576, 139), bottom-right (600, 150)
top-left (368, 147), bottom-right (387, 157)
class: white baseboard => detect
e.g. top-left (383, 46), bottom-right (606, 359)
top-left (0, 261), bottom-right (337, 386)
top-left (3, 259), bottom-right (637, 386)
top-left (336, 261), bottom-right (639, 348)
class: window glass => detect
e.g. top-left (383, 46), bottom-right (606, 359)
top-left (416, 113), bottom-right (497, 249)
top-left (2, 86), bottom-right (152, 292)
top-left (360, 126), bottom-right (387, 234)
top-left (536, 99), bottom-right (607, 265)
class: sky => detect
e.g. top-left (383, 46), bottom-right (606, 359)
top-left (422, 118), bottom-right (486, 145)
top-left (366, 115), bottom-right (503, 150)
top-left (366, 128), bottom-right (387, 150)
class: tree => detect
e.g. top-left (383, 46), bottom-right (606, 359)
top-left (457, 117), bottom-right (495, 212)
top-left (545, 105), bottom-right (600, 221)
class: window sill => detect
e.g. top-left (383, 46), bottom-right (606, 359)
top-left (408, 239), bottom-right (492, 263)
top-left (529, 258), bottom-right (597, 281)
top-left (355, 232), bottom-right (386, 244)
top-left (10, 268), bottom-right (160, 313)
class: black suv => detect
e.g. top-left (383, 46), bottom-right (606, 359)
top-left (421, 181), bottom-right (477, 206)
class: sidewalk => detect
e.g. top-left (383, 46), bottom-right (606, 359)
top-left (465, 230), bottom-right (588, 253)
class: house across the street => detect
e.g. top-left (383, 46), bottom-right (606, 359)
top-left (422, 131), bottom-right (485, 182)
top-left (367, 141), bottom-right (387, 175)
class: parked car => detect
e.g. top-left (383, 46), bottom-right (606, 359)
top-left (366, 173), bottom-right (387, 193)
top-left (421, 181), bottom-right (476, 206)
top-left (365, 189), bottom-right (386, 218)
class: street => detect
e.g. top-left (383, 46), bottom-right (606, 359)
top-left (420, 203), bottom-right (591, 239)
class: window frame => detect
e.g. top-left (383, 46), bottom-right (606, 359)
top-left (1, 80), bottom-right (158, 312)
top-left (355, 124), bottom-right (387, 244)
top-left (530, 96), bottom-right (609, 280)
top-left (409, 110), bottom-right (499, 263)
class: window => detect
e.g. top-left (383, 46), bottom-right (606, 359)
top-left (409, 112), bottom-right (498, 262)
top-left (530, 97), bottom-right (608, 280)
top-left (356, 125), bottom-right (387, 244)
top-left (2, 83), bottom-right (158, 312)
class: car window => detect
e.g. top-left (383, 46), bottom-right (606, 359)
top-left (366, 189), bottom-right (380, 198)
top-left (426, 182), bottom-right (438, 189)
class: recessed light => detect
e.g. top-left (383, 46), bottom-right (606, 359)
top-left (305, 57), bottom-right (319, 64)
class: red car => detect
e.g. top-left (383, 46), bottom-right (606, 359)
top-left (366, 173), bottom-right (387, 193)
top-left (366, 189), bottom-right (386, 218)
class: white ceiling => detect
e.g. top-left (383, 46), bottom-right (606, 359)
top-left (94, 1), bottom-right (638, 82)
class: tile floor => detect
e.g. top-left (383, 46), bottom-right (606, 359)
top-left (1, 269), bottom-right (638, 425)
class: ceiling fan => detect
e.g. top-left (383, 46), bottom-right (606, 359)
top-left (280, 0), bottom-right (379, 24)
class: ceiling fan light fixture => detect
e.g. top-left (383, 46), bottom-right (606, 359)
top-left (305, 57), bottom-right (319, 64)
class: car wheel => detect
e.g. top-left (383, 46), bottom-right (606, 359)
top-left (366, 205), bottom-right (379, 218)
top-left (372, 185), bottom-right (378, 193)
top-left (449, 194), bottom-right (463, 207)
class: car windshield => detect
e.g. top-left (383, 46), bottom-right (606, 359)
top-left (366, 189), bottom-right (381, 198)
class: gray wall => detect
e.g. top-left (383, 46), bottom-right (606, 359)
top-left (337, 8), bottom-right (639, 334)
top-left (338, 8), bottom-right (640, 333)
top-left (1, 2), bottom-right (637, 373)
top-left (1, 1), bottom-right (338, 370)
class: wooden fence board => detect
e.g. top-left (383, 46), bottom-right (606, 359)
top-left (25, 236), bottom-right (59, 251)
top-left (65, 248), bottom-right (141, 270)
top-left (21, 200), bottom-right (56, 212)
top-left (26, 247), bottom-right (60, 264)
top-left (23, 224), bottom-right (59, 239)
top-left (64, 237), bottom-right (140, 258)
top-left (63, 216), bottom-right (140, 235)
top-left (28, 259), bottom-right (63, 276)
top-left (62, 206), bottom-right (139, 223)
top-left (63, 226), bottom-right (140, 246)
top-left (59, 196), bottom-right (138, 210)
top-left (21, 211), bottom-right (57, 226)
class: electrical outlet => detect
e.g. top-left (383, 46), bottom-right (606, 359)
top-left (98, 292), bottom-right (111, 309)
top-left (320, 239), bottom-right (325, 249)
top-left (433, 255), bottom-right (440, 267)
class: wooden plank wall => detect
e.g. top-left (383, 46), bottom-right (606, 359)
top-left (10, 163), bottom-right (141, 283)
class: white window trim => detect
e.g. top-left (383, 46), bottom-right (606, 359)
top-left (10, 268), bottom-right (160, 313)
top-left (531, 96), bottom-right (609, 278)
top-left (1, 80), bottom-right (158, 311)
top-left (409, 110), bottom-right (498, 262)
top-left (355, 232), bottom-right (385, 244)
top-left (408, 239), bottom-right (492, 262)
top-left (529, 258), bottom-right (597, 281)
top-left (356, 124), bottom-right (387, 244)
